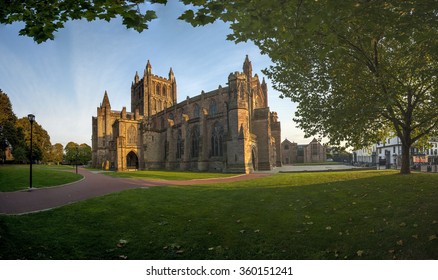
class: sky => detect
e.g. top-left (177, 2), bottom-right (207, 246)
top-left (0, 1), bottom-right (310, 147)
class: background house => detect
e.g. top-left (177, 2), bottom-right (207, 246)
top-left (281, 138), bottom-right (326, 164)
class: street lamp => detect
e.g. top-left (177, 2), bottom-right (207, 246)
top-left (75, 145), bottom-right (79, 174)
top-left (28, 114), bottom-right (35, 190)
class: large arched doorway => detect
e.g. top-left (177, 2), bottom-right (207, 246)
top-left (126, 151), bottom-right (139, 170)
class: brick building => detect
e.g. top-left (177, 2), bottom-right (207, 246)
top-left (281, 138), bottom-right (326, 164)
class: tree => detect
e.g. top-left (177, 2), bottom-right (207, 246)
top-left (12, 146), bottom-right (27, 163)
top-left (50, 143), bottom-right (64, 165)
top-left (0, 0), bottom-right (167, 43)
top-left (0, 89), bottom-right (25, 160)
top-left (16, 117), bottom-right (52, 163)
top-left (0, 89), bottom-right (16, 125)
top-left (179, 0), bottom-right (438, 174)
top-left (64, 141), bottom-right (79, 164)
top-left (78, 143), bottom-right (92, 165)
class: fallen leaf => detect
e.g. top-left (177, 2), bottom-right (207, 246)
top-left (176, 250), bottom-right (184, 254)
top-left (117, 239), bottom-right (128, 248)
top-left (388, 249), bottom-right (395, 254)
top-left (119, 255), bottom-right (127, 259)
top-left (396, 240), bottom-right (404, 246)
top-left (429, 235), bottom-right (437, 241)
top-left (399, 222), bottom-right (406, 227)
top-left (357, 250), bottom-right (364, 257)
top-left (208, 247), bottom-right (214, 251)
top-left (254, 229), bottom-right (260, 233)
top-left (236, 219), bottom-right (241, 223)
top-left (432, 220), bottom-right (437, 224)
top-left (412, 235), bottom-right (418, 239)
top-left (325, 226), bottom-right (332, 230)
top-left (240, 230), bottom-right (245, 234)
top-left (305, 215), bottom-right (311, 219)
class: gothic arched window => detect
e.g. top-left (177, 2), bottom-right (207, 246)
top-left (176, 129), bottom-right (184, 159)
top-left (211, 122), bottom-right (223, 157)
top-left (191, 125), bottom-right (200, 158)
top-left (209, 99), bottom-right (217, 117)
top-left (193, 104), bottom-right (200, 118)
top-left (163, 86), bottom-right (167, 97)
top-left (156, 84), bottom-right (161, 96)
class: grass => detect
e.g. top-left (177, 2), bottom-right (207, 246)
top-left (0, 170), bottom-right (437, 259)
top-left (0, 165), bottom-right (83, 192)
top-left (105, 170), bottom-right (236, 180)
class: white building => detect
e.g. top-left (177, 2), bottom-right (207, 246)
top-left (353, 145), bottom-right (376, 165)
top-left (353, 136), bottom-right (438, 167)
top-left (375, 137), bottom-right (402, 167)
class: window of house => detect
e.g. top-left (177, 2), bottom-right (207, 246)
top-left (297, 146), bottom-right (304, 156)
top-left (311, 143), bottom-right (318, 156)
top-left (284, 144), bottom-right (289, 150)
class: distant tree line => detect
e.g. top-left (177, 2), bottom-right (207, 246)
top-left (0, 89), bottom-right (91, 165)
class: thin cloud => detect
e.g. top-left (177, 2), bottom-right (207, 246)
top-left (0, 2), bottom-right (306, 147)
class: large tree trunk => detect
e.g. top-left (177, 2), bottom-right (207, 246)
top-left (400, 142), bottom-right (411, 174)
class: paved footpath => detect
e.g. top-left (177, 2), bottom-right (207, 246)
top-left (0, 168), bottom-right (269, 215)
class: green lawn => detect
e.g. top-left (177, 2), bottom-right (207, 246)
top-left (0, 165), bottom-right (83, 192)
top-left (1, 170), bottom-right (437, 259)
top-left (105, 170), bottom-right (236, 180)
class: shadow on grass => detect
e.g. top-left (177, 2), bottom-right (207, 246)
top-left (0, 170), bottom-right (437, 260)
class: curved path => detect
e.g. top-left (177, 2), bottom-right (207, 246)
top-left (0, 168), bottom-right (269, 215)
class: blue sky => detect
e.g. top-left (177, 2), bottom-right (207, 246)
top-left (0, 1), bottom-right (308, 147)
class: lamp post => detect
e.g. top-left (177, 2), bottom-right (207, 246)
top-left (75, 145), bottom-right (79, 174)
top-left (28, 114), bottom-right (35, 190)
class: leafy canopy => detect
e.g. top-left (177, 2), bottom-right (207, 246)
top-left (0, 0), bottom-right (167, 43)
top-left (179, 0), bottom-right (438, 149)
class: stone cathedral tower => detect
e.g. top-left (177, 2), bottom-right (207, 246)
top-left (131, 60), bottom-right (177, 117)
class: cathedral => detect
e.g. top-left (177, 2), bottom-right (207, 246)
top-left (91, 56), bottom-right (281, 173)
